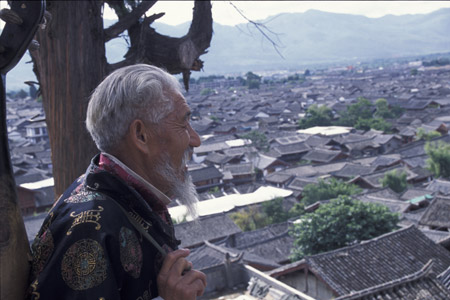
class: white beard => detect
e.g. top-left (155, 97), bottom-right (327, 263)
top-left (156, 150), bottom-right (199, 220)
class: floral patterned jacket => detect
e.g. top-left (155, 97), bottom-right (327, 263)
top-left (27, 154), bottom-right (179, 300)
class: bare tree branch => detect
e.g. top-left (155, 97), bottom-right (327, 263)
top-left (104, 0), bottom-right (157, 42)
top-left (229, 1), bottom-right (285, 59)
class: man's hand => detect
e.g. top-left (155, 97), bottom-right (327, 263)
top-left (157, 249), bottom-right (207, 300)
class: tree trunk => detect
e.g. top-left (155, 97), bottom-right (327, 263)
top-left (31, 0), bottom-right (212, 196)
top-left (31, 1), bottom-right (106, 196)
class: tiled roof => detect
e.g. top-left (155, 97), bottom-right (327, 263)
top-left (282, 165), bottom-right (318, 177)
top-left (372, 134), bottom-right (400, 145)
top-left (194, 141), bottom-right (230, 154)
top-left (302, 148), bottom-right (344, 163)
top-left (226, 222), bottom-right (293, 264)
top-left (305, 135), bottom-right (331, 147)
top-left (223, 163), bottom-right (254, 176)
top-left (312, 162), bottom-right (347, 175)
top-left (426, 179), bottom-right (450, 195)
top-left (420, 229), bottom-right (450, 244)
top-left (204, 152), bottom-right (232, 165)
top-left (287, 177), bottom-right (318, 191)
top-left (305, 226), bottom-right (450, 296)
top-left (362, 188), bottom-right (400, 200)
top-left (438, 265), bottom-right (450, 290)
top-left (335, 260), bottom-right (450, 300)
top-left (332, 134), bottom-right (372, 145)
top-left (189, 241), bottom-right (279, 271)
top-left (370, 154), bottom-right (401, 169)
top-left (344, 139), bottom-right (380, 151)
top-left (274, 142), bottom-right (311, 155)
top-left (264, 172), bottom-right (293, 184)
top-left (400, 188), bottom-right (433, 201)
top-left (175, 213), bottom-right (242, 248)
top-left (401, 154), bottom-right (428, 168)
top-left (274, 134), bottom-right (306, 146)
top-left (419, 197), bottom-right (450, 228)
top-left (352, 165), bottom-right (416, 189)
top-left (332, 163), bottom-right (376, 180)
top-left (223, 146), bottom-right (256, 157)
top-left (253, 154), bottom-right (282, 170)
top-left (189, 165), bottom-right (223, 183)
top-left (357, 195), bottom-right (410, 213)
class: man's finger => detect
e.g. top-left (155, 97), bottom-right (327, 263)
top-left (181, 269), bottom-right (207, 287)
top-left (158, 249), bottom-right (190, 277)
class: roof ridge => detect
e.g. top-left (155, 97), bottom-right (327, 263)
top-left (335, 260), bottom-right (435, 300)
top-left (306, 226), bottom-right (415, 261)
top-left (204, 240), bottom-right (241, 258)
top-left (236, 230), bottom-right (290, 250)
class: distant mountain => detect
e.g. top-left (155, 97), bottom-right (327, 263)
top-left (6, 8), bottom-right (450, 90)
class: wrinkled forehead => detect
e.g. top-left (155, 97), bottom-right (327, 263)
top-left (165, 90), bottom-right (190, 117)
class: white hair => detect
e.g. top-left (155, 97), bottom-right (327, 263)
top-left (156, 150), bottom-right (199, 220)
top-left (86, 64), bottom-right (182, 152)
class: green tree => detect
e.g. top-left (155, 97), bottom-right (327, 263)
top-left (230, 206), bottom-right (269, 231)
top-left (289, 202), bottom-right (305, 218)
top-left (246, 71), bottom-right (261, 89)
top-left (241, 130), bottom-right (269, 152)
top-left (381, 170), bottom-right (408, 193)
top-left (425, 141), bottom-right (450, 178)
top-left (261, 197), bottom-right (290, 224)
top-left (298, 104), bottom-right (333, 129)
top-left (374, 98), bottom-right (393, 119)
top-left (338, 97), bottom-right (373, 127)
top-left (301, 178), bottom-right (361, 206)
top-left (200, 88), bottom-right (215, 96)
top-left (416, 127), bottom-right (441, 141)
top-left (355, 117), bottom-right (391, 132)
top-left (289, 196), bottom-right (399, 261)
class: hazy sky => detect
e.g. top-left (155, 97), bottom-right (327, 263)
top-left (104, 1), bottom-right (450, 26)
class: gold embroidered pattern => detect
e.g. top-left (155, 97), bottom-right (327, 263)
top-left (128, 210), bottom-right (152, 230)
top-left (65, 190), bottom-right (108, 203)
top-left (61, 239), bottom-right (107, 290)
top-left (67, 206), bottom-right (104, 235)
top-left (30, 279), bottom-right (40, 299)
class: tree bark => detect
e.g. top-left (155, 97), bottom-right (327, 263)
top-left (31, 0), bottom-right (106, 196)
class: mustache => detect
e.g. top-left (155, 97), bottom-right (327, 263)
top-left (181, 147), bottom-right (194, 168)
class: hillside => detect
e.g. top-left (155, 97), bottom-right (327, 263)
top-left (7, 8), bottom-right (450, 90)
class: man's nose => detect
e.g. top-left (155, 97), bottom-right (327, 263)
top-left (188, 124), bottom-right (201, 147)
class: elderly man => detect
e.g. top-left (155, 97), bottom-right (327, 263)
top-left (27, 64), bottom-right (206, 299)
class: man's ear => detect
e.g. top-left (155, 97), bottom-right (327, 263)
top-left (129, 119), bottom-right (151, 153)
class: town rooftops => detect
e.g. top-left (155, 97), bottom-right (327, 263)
top-left (335, 260), bottom-right (450, 300)
top-left (174, 213), bottom-right (242, 249)
top-left (304, 226), bottom-right (450, 297)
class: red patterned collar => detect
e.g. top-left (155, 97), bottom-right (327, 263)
top-left (98, 153), bottom-right (170, 220)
